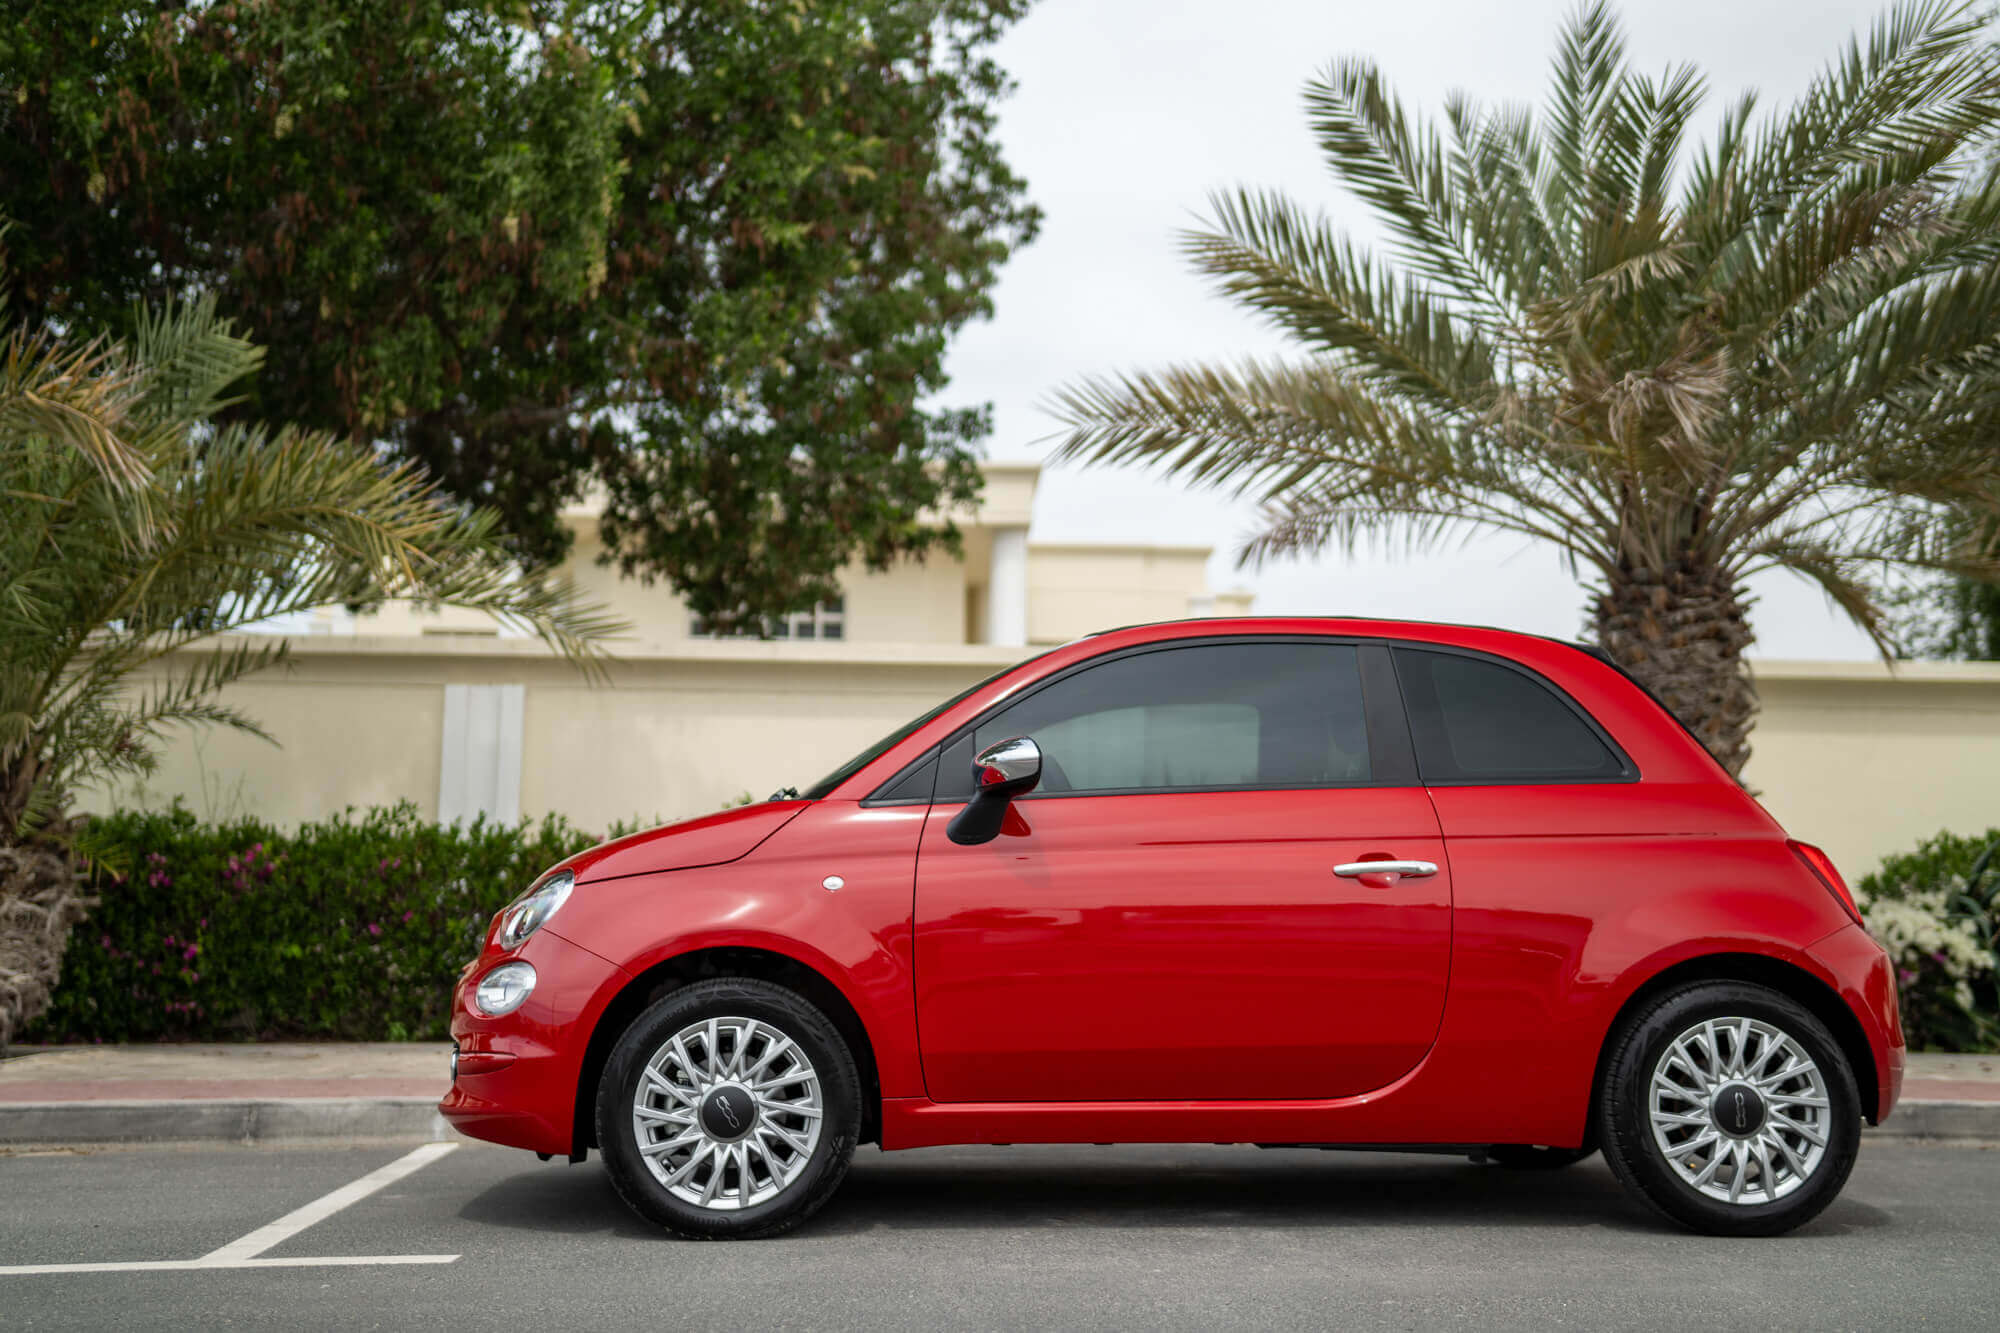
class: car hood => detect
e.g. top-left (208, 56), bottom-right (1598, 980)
top-left (560, 800), bottom-right (811, 884)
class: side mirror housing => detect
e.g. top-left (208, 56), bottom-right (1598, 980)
top-left (946, 736), bottom-right (1041, 846)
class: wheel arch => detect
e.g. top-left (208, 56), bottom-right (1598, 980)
top-left (1589, 951), bottom-right (1881, 1128)
top-left (571, 945), bottom-right (884, 1155)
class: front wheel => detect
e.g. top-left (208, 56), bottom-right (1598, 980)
top-left (1597, 981), bottom-right (1861, 1236)
top-left (596, 978), bottom-right (861, 1240)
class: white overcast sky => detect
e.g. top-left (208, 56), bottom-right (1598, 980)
top-left (943, 0), bottom-right (1897, 659)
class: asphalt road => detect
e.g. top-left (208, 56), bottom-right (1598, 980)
top-left (2, 1138), bottom-right (1997, 1329)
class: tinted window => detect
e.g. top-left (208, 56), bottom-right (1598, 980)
top-left (944, 643), bottom-right (1372, 797)
top-left (871, 749), bottom-right (938, 804)
top-left (1393, 648), bottom-right (1629, 782)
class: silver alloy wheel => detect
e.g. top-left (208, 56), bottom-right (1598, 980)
top-left (1648, 1016), bottom-right (1831, 1205)
top-left (631, 1015), bottom-right (824, 1210)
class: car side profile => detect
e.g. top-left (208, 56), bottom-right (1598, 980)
top-left (439, 617), bottom-right (1904, 1239)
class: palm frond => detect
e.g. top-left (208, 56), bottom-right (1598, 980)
top-left (0, 297), bottom-right (627, 838)
top-left (1048, 0), bottom-right (2000, 693)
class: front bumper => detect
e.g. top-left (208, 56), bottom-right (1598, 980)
top-left (438, 928), bottom-right (626, 1156)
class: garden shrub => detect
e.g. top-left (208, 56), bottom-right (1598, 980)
top-left (1855, 828), bottom-right (2000, 1052)
top-left (30, 803), bottom-right (614, 1043)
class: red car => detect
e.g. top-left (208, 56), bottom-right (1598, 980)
top-left (441, 617), bottom-right (1904, 1239)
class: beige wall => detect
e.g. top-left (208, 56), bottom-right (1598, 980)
top-left (1743, 660), bottom-right (2000, 877)
top-left (843, 554), bottom-right (968, 646)
top-left (90, 638), bottom-right (1029, 829)
top-left (92, 639), bottom-right (2000, 882)
top-left (1027, 544), bottom-right (1213, 645)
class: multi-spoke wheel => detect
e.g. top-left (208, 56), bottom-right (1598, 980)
top-left (1598, 982), bottom-right (1860, 1236)
top-left (1647, 1016), bottom-right (1829, 1204)
top-left (597, 978), bottom-right (860, 1239)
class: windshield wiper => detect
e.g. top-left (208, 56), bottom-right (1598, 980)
top-left (767, 786), bottom-right (801, 802)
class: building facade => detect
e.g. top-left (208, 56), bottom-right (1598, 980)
top-left (347, 463), bottom-right (1252, 649)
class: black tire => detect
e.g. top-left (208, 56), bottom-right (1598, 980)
top-left (1485, 1144), bottom-right (1597, 1169)
top-left (1597, 981), bottom-right (1861, 1237)
top-left (596, 978), bottom-right (861, 1240)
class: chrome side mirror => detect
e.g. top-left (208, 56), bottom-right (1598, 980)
top-left (946, 736), bottom-right (1041, 846)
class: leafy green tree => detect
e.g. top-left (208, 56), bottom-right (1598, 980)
top-left (0, 295), bottom-right (621, 1044)
top-left (1, 0), bottom-right (1038, 634)
top-left (1944, 579), bottom-right (2000, 659)
top-left (1897, 529), bottom-right (2000, 659)
top-left (1052, 0), bottom-right (2000, 776)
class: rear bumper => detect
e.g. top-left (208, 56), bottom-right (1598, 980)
top-left (438, 929), bottom-right (626, 1156)
top-left (1808, 923), bottom-right (1906, 1123)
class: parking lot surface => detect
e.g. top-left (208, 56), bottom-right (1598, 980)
top-left (3, 1138), bottom-right (1997, 1328)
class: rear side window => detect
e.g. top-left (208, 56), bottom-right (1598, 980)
top-left (939, 642), bottom-right (1373, 798)
top-left (1393, 648), bottom-right (1631, 783)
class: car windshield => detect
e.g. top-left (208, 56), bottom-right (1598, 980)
top-left (792, 654), bottom-right (1046, 801)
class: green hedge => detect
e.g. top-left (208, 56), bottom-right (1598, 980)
top-left (1854, 827), bottom-right (2000, 1052)
top-left (34, 804), bottom-right (610, 1043)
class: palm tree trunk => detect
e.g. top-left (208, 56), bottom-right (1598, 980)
top-left (0, 840), bottom-right (89, 1051)
top-left (1590, 560), bottom-right (1758, 780)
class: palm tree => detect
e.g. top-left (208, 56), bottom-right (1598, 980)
top-left (0, 295), bottom-right (624, 1044)
top-left (1051, 0), bottom-right (2000, 777)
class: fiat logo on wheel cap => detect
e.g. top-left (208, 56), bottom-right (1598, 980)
top-left (1710, 1082), bottom-right (1767, 1139)
top-left (699, 1085), bottom-right (757, 1141)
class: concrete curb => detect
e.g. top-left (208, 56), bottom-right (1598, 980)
top-left (1863, 1100), bottom-right (2000, 1142)
top-left (2, 1095), bottom-right (1995, 1148)
top-left (0, 1097), bottom-right (453, 1147)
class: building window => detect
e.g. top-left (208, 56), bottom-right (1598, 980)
top-left (691, 596), bottom-right (844, 641)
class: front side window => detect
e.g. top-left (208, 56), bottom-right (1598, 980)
top-left (1393, 648), bottom-right (1630, 783)
top-left (944, 642), bottom-right (1372, 798)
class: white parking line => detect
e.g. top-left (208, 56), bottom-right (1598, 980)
top-left (0, 1142), bottom-right (461, 1277)
top-left (198, 1141), bottom-right (458, 1265)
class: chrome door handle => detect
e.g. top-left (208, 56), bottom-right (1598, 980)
top-left (1333, 860), bottom-right (1439, 879)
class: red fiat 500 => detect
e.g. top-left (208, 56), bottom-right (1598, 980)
top-left (440, 618), bottom-right (1903, 1239)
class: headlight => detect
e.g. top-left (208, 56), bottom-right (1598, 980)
top-left (475, 961), bottom-right (537, 1016)
top-left (499, 870), bottom-right (574, 949)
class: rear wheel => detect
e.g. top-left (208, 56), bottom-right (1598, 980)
top-left (596, 978), bottom-right (861, 1240)
top-left (1597, 981), bottom-right (1860, 1236)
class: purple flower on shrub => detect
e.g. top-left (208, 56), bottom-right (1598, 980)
top-left (182, 944), bottom-right (198, 962)
top-left (367, 922), bottom-right (382, 937)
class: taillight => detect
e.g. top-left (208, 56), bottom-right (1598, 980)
top-left (1790, 840), bottom-right (1863, 926)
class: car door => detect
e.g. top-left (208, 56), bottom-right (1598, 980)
top-left (910, 638), bottom-right (1452, 1104)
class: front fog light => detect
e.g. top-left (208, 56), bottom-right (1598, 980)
top-left (475, 961), bottom-right (536, 1016)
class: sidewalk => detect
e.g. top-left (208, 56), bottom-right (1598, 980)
top-left (0, 1043), bottom-right (451, 1146)
top-left (1, 1044), bottom-right (1996, 1147)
